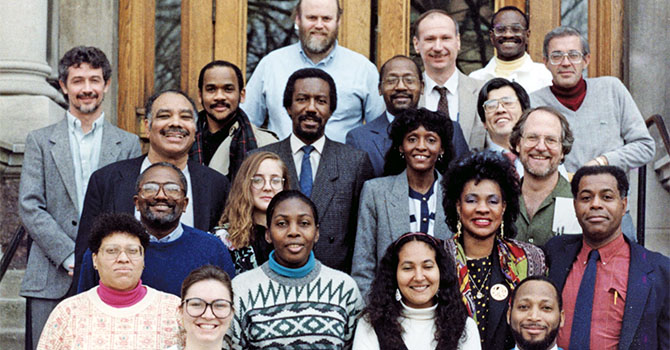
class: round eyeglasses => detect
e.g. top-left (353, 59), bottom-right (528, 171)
top-left (548, 50), bottom-right (584, 65)
top-left (251, 176), bottom-right (284, 190)
top-left (182, 298), bottom-right (232, 319)
top-left (139, 182), bottom-right (185, 199)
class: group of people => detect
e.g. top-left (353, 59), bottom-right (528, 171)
top-left (18, 0), bottom-right (668, 349)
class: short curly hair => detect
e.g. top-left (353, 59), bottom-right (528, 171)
top-left (58, 46), bottom-right (112, 83)
top-left (282, 68), bottom-right (337, 114)
top-left (441, 151), bottom-right (520, 238)
top-left (88, 213), bottom-right (150, 254)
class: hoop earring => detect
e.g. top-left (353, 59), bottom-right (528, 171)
top-left (395, 288), bottom-right (402, 302)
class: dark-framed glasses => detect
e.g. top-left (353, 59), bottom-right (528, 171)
top-left (492, 24), bottom-right (526, 36)
top-left (483, 96), bottom-right (519, 112)
top-left (139, 182), bottom-right (185, 199)
top-left (521, 134), bottom-right (561, 149)
top-left (548, 50), bottom-right (584, 65)
top-left (251, 175), bottom-right (284, 190)
top-left (99, 244), bottom-right (143, 261)
top-left (382, 75), bottom-right (419, 88)
top-left (182, 298), bottom-right (232, 319)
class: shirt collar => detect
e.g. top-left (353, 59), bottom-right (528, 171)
top-left (149, 223), bottom-right (184, 243)
top-left (487, 140), bottom-right (508, 153)
top-left (299, 40), bottom-right (339, 66)
top-left (423, 70), bottom-right (459, 94)
top-left (66, 111), bottom-right (105, 133)
top-left (386, 111), bottom-right (396, 124)
top-left (290, 133), bottom-right (326, 156)
top-left (579, 232), bottom-right (628, 265)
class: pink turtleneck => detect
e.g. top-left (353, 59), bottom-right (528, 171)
top-left (97, 279), bottom-right (148, 308)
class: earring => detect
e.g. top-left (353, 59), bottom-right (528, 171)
top-left (500, 220), bottom-right (504, 238)
top-left (438, 153), bottom-right (444, 161)
top-left (395, 288), bottom-right (402, 302)
top-left (456, 220), bottom-right (462, 237)
top-left (400, 152), bottom-right (405, 159)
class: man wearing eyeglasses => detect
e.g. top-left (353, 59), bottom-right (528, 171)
top-left (531, 26), bottom-right (654, 242)
top-left (470, 6), bottom-right (552, 93)
top-left (76, 162), bottom-right (235, 295)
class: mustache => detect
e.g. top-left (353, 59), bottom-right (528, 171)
top-left (298, 113), bottom-right (322, 123)
top-left (209, 101), bottom-right (231, 109)
top-left (76, 91), bottom-right (99, 99)
top-left (391, 92), bottom-right (412, 99)
top-left (159, 127), bottom-right (190, 137)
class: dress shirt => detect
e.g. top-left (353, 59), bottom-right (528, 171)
top-left (241, 41), bottom-right (385, 142)
top-left (422, 72), bottom-right (459, 122)
top-left (290, 134), bottom-right (325, 182)
top-left (149, 222), bottom-right (184, 243)
top-left (487, 141), bottom-right (524, 177)
top-left (558, 234), bottom-right (630, 349)
top-left (408, 180), bottom-right (439, 236)
top-left (136, 157), bottom-right (194, 227)
top-left (67, 111), bottom-right (105, 214)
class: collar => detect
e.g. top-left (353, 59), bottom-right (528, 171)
top-left (386, 111), bottom-right (397, 124)
top-left (299, 40), bottom-right (339, 66)
top-left (97, 279), bottom-right (147, 308)
top-left (149, 223), bottom-right (184, 243)
top-left (578, 232), bottom-right (628, 266)
top-left (66, 111), bottom-right (105, 133)
top-left (423, 70), bottom-right (459, 94)
top-left (268, 250), bottom-right (316, 278)
top-left (487, 140), bottom-right (511, 153)
top-left (400, 299), bottom-right (437, 320)
top-left (494, 53), bottom-right (527, 70)
top-left (290, 133), bottom-right (326, 156)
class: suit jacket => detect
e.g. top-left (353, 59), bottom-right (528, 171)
top-left (346, 112), bottom-right (470, 177)
top-left (351, 170), bottom-right (452, 298)
top-left (19, 118), bottom-right (141, 299)
top-left (419, 70), bottom-right (486, 150)
top-left (71, 155), bottom-right (230, 294)
top-left (255, 137), bottom-right (373, 272)
top-left (545, 234), bottom-right (670, 350)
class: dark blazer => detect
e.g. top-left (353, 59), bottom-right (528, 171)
top-left (255, 137), bottom-right (373, 272)
top-left (545, 234), bottom-right (670, 350)
top-left (346, 111), bottom-right (470, 177)
top-left (71, 155), bottom-right (230, 294)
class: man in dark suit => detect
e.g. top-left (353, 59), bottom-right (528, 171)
top-left (71, 89), bottom-right (230, 293)
top-left (346, 55), bottom-right (469, 177)
top-left (545, 165), bottom-right (669, 349)
top-left (254, 68), bottom-right (373, 272)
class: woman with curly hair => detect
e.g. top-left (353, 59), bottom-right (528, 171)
top-left (441, 151), bottom-right (546, 349)
top-left (352, 232), bottom-right (480, 350)
top-left (215, 151), bottom-right (290, 274)
top-left (352, 107), bottom-right (455, 299)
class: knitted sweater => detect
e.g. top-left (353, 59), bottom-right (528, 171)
top-left (37, 286), bottom-right (180, 350)
top-left (530, 76), bottom-right (655, 173)
top-left (78, 224), bottom-right (236, 296)
top-left (226, 261), bottom-right (364, 349)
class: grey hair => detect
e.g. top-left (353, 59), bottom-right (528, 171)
top-left (542, 26), bottom-right (590, 58)
top-left (144, 89), bottom-right (198, 127)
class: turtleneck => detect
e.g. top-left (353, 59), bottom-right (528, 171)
top-left (550, 77), bottom-right (587, 111)
top-left (97, 279), bottom-right (147, 308)
top-left (494, 53), bottom-right (527, 78)
top-left (268, 251), bottom-right (316, 278)
top-left (400, 300), bottom-right (437, 320)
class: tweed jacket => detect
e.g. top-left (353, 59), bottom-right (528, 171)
top-left (351, 170), bottom-right (452, 299)
top-left (19, 117), bottom-right (141, 299)
top-left (253, 137), bottom-right (373, 272)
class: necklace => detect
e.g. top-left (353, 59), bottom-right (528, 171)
top-left (467, 258), bottom-right (492, 299)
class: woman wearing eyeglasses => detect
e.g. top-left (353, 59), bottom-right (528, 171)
top-left (167, 265), bottom-right (234, 350)
top-left (37, 213), bottom-right (181, 350)
top-left (215, 151), bottom-right (290, 274)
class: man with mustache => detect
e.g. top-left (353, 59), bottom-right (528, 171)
top-left (18, 46), bottom-right (141, 349)
top-left (76, 162), bottom-right (235, 295)
top-left (71, 90), bottom-right (231, 293)
top-left (470, 6), bottom-right (552, 93)
top-left (509, 106), bottom-right (575, 247)
top-left (413, 9), bottom-right (486, 150)
top-left (530, 26), bottom-right (655, 241)
top-left (241, 0), bottom-right (385, 143)
top-left (346, 55), bottom-right (469, 177)
top-left (545, 165), bottom-right (669, 349)
top-left (507, 276), bottom-right (565, 350)
top-left (189, 60), bottom-right (277, 179)
top-left (253, 68), bottom-right (373, 272)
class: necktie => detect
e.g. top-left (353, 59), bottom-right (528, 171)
top-left (435, 86), bottom-right (450, 120)
top-left (299, 145), bottom-right (314, 197)
top-left (569, 249), bottom-right (600, 349)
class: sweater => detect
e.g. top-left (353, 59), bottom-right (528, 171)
top-left (352, 302), bottom-right (481, 350)
top-left (226, 261), bottom-right (364, 349)
top-left (530, 76), bottom-right (655, 173)
top-left (78, 224), bottom-right (236, 296)
top-left (37, 286), bottom-right (180, 350)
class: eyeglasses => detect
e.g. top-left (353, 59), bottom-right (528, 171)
top-left (382, 75), bottom-right (420, 88)
top-left (251, 176), bottom-right (284, 190)
top-left (182, 298), bottom-right (232, 319)
top-left (521, 134), bottom-right (561, 149)
top-left (98, 244), bottom-right (143, 260)
top-left (491, 24), bottom-right (526, 36)
top-left (139, 182), bottom-right (185, 199)
top-left (548, 50), bottom-right (584, 65)
top-left (483, 96), bottom-right (519, 112)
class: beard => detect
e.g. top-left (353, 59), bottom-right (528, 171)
top-left (74, 92), bottom-right (104, 114)
top-left (294, 114), bottom-right (326, 143)
top-left (510, 322), bottom-right (560, 350)
top-left (521, 153), bottom-right (560, 178)
top-left (299, 26), bottom-right (338, 56)
top-left (141, 203), bottom-right (180, 230)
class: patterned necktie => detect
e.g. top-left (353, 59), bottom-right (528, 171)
top-left (569, 249), bottom-right (600, 349)
top-left (434, 86), bottom-right (450, 120)
top-left (299, 145), bottom-right (314, 197)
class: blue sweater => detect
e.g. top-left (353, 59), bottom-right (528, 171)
top-left (78, 224), bottom-right (236, 296)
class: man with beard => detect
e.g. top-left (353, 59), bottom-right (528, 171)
top-left (71, 90), bottom-right (230, 294)
top-left (76, 162), bottom-right (235, 295)
top-left (253, 68), bottom-right (373, 272)
top-left (19, 46), bottom-right (141, 349)
top-left (470, 6), bottom-right (552, 93)
top-left (509, 106), bottom-right (575, 246)
top-left (507, 276), bottom-right (565, 350)
top-left (241, 0), bottom-right (384, 143)
top-left (189, 60), bottom-right (277, 178)
top-left (346, 55), bottom-right (469, 177)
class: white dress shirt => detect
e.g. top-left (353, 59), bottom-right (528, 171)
top-left (290, 134), bottom-right (326, 182)
top-left (423, 72), bottom-right (460, 122)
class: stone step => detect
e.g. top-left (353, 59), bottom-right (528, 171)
top-left (1, 269), bottom-right (24, 298)
top-left (0, 327), bottom-right (24, 350)
top-left (0, 297), bottom-right (25, 329)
